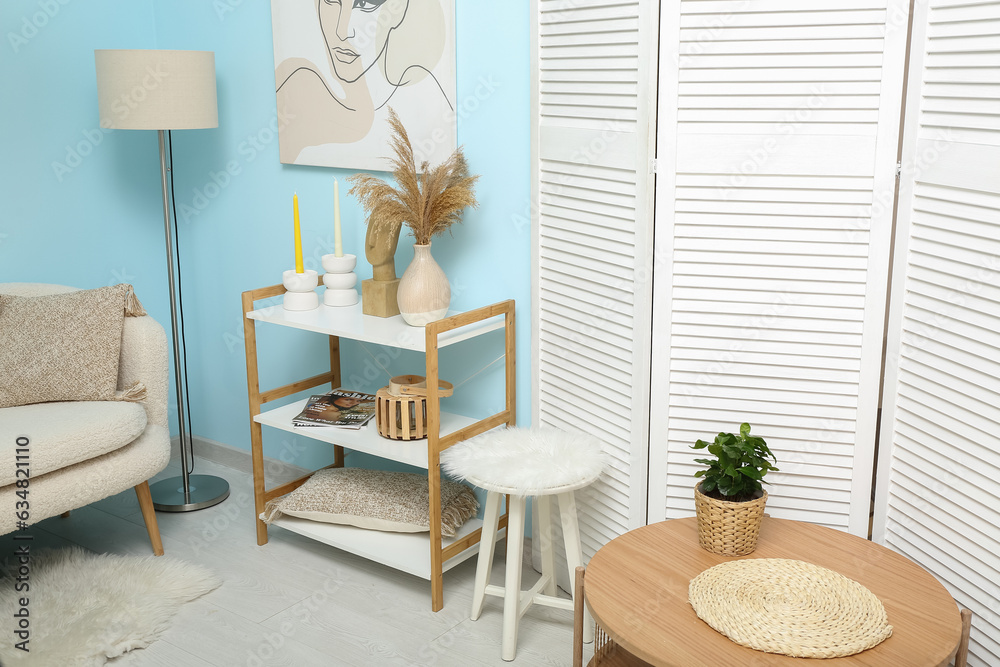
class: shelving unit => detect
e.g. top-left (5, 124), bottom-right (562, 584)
top-left (242, 282), bottom-right (515, 611)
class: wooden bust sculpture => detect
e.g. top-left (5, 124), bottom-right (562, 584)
top-left (362, 219), bottom-right (403, 317)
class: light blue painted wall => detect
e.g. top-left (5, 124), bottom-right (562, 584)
top-left (0, 0), bottom-right (180, 429)
top-left (2, 2), bottom-right (531, 475)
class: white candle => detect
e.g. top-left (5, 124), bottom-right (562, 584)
top-left (334, 177), bottom-right (343, 258)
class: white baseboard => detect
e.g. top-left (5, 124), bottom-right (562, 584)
top-left (169, 435), bottom-right (310, 481)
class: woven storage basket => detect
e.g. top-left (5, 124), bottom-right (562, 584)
top-left (694, 481), bottom-right (767, 556)
top-left (376, 387), bottom-right (428, 441)
top-left (375, 375), bottom-right (453, 441)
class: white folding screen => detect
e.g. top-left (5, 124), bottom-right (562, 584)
top-left (648, 0), bottom-right (909, 535)
top-left (530, 0), bottom-right (659, 558)
top-left (874, 1), bottom-right (1000, 664)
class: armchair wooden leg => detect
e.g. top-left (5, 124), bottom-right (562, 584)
top-left (135, 481), bottom-right (164, 556)
top-left (60, 511), bottom-right (70, 518)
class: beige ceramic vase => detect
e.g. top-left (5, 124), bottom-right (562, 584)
top-left (397, 243), bottom-right (450, 326)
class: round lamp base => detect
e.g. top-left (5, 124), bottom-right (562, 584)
top-left (150, 474), bottom-right (230, 512)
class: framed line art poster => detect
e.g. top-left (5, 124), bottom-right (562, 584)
top-left (270, 0), bottom-right (457, 171)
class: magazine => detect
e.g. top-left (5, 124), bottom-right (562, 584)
top-left (292, 389), bottom-right (377, 429)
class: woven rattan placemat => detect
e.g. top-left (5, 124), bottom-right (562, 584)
top-left (689, 558), bottom-right (893, 659)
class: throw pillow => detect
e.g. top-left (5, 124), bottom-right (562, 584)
top-left (0, 284), bottom-right (146, 408)
top-left (261, 468), bottom-right (479, 537)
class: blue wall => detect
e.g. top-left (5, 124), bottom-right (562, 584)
top-left (1, 1), bottom-right (531, 472)
top-left (0, 1), bottom-right (165, 329)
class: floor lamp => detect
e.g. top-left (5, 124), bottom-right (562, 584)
top-left (95, 49), bottom-right (230, 512)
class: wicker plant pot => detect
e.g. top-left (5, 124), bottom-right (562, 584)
top-left (694, 482), bottom-right (768, 556)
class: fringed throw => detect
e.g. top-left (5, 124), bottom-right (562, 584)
top-left (123, 284), bottom-right (147, 317)
top-left (114, 381), bottom-right (147, 402)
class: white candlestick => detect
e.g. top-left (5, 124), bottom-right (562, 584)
top-left (334, 177), bottom-right (343, 258)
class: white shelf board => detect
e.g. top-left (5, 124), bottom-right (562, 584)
top-left (255, 399), bottom-right (478, 468)
top-left (246, 300), bottom-right (504, 351)
top-left (270, 516), bottom-right (505, 580)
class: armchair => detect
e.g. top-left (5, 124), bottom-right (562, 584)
top-left (0, 283), bottom-right (171, 555)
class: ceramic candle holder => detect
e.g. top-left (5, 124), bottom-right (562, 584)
top-left (321, 253), bottom-right (359, 307)
top-left (282, 269), bottom-right (319, 311)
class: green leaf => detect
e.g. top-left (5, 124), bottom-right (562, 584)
top-left (693, 470), bottom-right (706, 477)
top-left (716, 480), bottom-right (732, 496)
top-left (692, 439), bottom-right (710, 450)
top-left (708, 443), bottom-right (723, 458)
top-left (740, 422), bottom-right (751, 437)
top-left (701, 478), bottom-right (717, 493)
top-left (739, 467), bottom-right (762, 479)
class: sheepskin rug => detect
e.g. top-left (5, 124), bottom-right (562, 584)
top-left (441, 427), bottom-right (607, 495)
top-left (0, 547), bottom-right (220, 666)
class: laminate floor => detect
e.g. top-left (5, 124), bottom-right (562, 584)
top-left (0, 458), bottom-right (588, 666)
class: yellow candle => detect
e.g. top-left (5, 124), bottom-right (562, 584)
top-left (293, 192), bottom-right (304, 273)
top-left (334, 178), bottom-right (343, 258)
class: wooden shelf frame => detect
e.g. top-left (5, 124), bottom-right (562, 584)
top-left (242, 282), bottom-right (515, 611)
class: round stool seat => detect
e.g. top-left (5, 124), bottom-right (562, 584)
top-left (442, 427), bottom-right (605, 496)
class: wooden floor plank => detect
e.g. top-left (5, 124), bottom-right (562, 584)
top-left (5, 457), bottom-right (583, 666)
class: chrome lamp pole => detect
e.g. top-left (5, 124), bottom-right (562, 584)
top-left (95, 49), bottom-right (230, 512)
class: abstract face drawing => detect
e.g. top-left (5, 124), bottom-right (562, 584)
top-left (318, 0), bottom-right (408, 86)
top-left (271, 0), bottom-right (456, 170)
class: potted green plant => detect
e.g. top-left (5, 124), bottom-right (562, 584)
top-left (691, 422), bottom-right (778, 556)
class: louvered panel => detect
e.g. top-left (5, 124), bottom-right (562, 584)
top-left (652, 0), bottom-right (904, 539)
top-left (540, 320), bottom-right (631, 364)
top-left (539, 263), bottom-right (635, 305)
top-left (538, 0), bottom-right (641, 131)
top-left (673, 275), bottom-right (868, 299)
top-left (538, 303), bottom-right (634, 353)
top-left (668, 418), bottom-right (857, 447)
top-left (918, 2), bottom-right (1000, 146)
top-left (540, 337), bottom-right (631, 384)
top-left (539, 246), bottom-right (632, 282)
top-left (676, 1), bottom-right (888, 137)
top-left (671, 331), bottom-right (863, 359)
top-left (540, 354), bottom-right (633, 404)
top-left (672, 347), bottom-right (862, 373)
top-left (876, 2), bottom-right (1000, 660)
top-left (532, 0), bottom-right (655, 587)
top-left (541, 227), bottom-right (635, 263)
top-left (884, 525), bottom-right (1000, 664)
top-left (669, 371), bottom-right (859, 399)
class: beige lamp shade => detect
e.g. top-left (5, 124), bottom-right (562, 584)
top-left (95, 49), bottom-right (218, 130)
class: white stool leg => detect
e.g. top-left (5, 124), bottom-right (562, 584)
top-left (471, 491), bottom-right (502, 621)
top-left (537, 495), bottom-right (557, 596)
top-left (502, 494), bottom-right (526, 661)
top-left (558, 491), bottom-right (593, 644)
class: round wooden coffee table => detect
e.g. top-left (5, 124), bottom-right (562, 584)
top-left (585, 517), bottom-right (962, 666)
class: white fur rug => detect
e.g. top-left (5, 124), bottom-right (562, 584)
top-left (0, 547), bottom-right (220, 666)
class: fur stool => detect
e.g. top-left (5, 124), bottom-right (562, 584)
top-left (442, 427), bottom-right (605, 661)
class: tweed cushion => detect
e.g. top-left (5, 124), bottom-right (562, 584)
top-left (0, 284), bottom-right (140, 408)
top-left (261, 468), bottom-right (479, 537)
top-left (0, 401), bottom-right (147, 486)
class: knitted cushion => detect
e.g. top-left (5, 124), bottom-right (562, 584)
top-left (260, 468), bottom-right (479, 537)
top-left (0, 284), bottom-right (146, 408)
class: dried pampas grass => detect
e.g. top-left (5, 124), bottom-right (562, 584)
top-left (348, 108), bottom-right (479, 246)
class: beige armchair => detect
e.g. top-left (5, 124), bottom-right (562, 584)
top-left (0, 283), bottom-right (171, 555)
